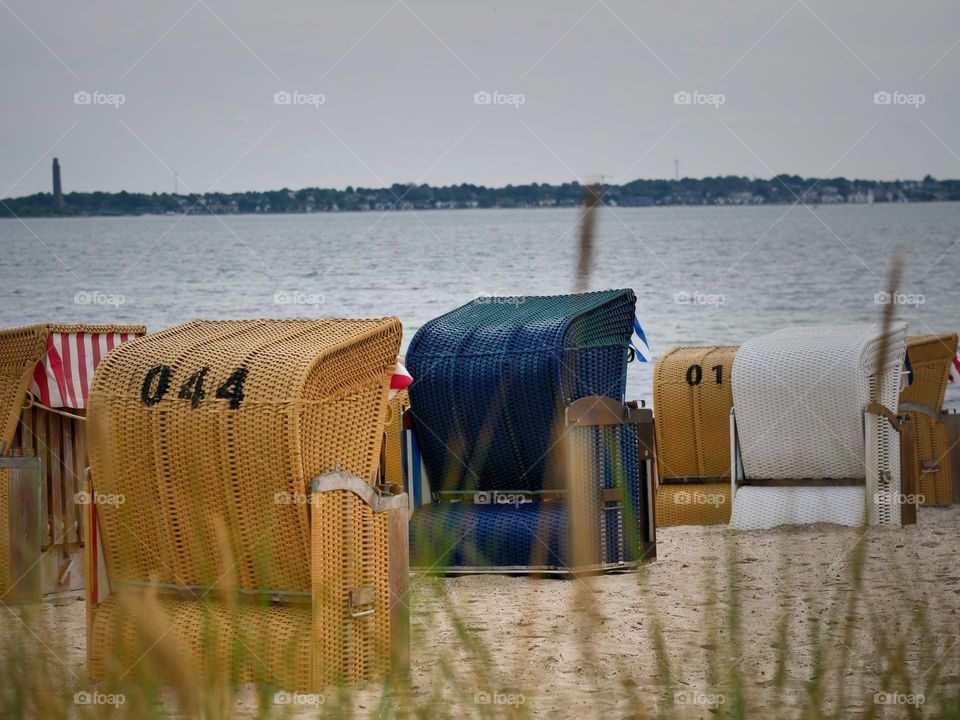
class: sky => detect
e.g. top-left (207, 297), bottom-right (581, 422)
top-left (1, 0), bottom-right (958, 196)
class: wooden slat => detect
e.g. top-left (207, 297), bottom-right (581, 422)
top-left (74, 412), bottom-right (87, 545)
top-left (12, 409), bottom-right (21, 450)
top-left (48, 412), bottom-right (64, 546)
top-left (387, 505), bottom-right (410, 676)
top-left (36, 410), bottom-right (51, 548)
top-left (5, 456), bottom-right (43, 602)
top-left (900, 416), bottom-right (918, 525)
top-left (62, 417), bottom-right (77, 544)
top-left (19, 408), bottom-right (33, 457)
top-left (83, 474), bottom-right (95, 654)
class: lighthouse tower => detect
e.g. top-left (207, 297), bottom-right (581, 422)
top-left (52, 158), bottom-right (64, 209)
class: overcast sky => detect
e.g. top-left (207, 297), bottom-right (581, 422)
top-left (1, 0), bottom-right (958, 196)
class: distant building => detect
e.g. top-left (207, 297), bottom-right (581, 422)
top-left (619, 196), bottom-right (654, 207)
top-left (676, 191), bottom-right (704, 205)
top-left (818, 186), bottom-right (844, 204)
top-left (726, 191), bottom-right (763, 205)
top-left (52, 158), bottom-right (64, 209)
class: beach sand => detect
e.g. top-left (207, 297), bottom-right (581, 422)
top-left (19, 505), bottom-right (960, 718)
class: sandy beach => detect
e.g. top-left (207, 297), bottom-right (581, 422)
top-left (17, 504), bottom-right (958, 718)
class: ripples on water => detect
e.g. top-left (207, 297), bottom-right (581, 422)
top-left (1, 203), bottom-right (958, 406)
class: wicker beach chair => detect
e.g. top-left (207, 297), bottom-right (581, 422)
top-left (898, 333), bottom-right (959, 505)
top-left (83, 318), bottom-right (409, 691)
top-left (729, 323), bottom-right (913, 529)
top-left (0, 323), bottom-right (143, 602)
top-left (652, 346), bottom-right (738, 526)
top-left (403, 290), bottom-right (656, 573)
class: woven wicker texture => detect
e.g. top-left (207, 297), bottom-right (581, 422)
top-left (900, 334), bottom-right (958, 411)
top-left (311, 486), bottom-right (391, 684)
top-left (405, 290), bottom-right (636, 493)
top-left (653, 345), bottom-right (738, 480)
top-left (729, 486), bottom-right (865, 529)
top-left (914, 414), bottom-right (954, 505)
top-left (382, 390), bottom-right (408, 487)
top-left (86, 318), bottom-right (402, 592)
top-left (732, 323), bottom-right (907, 480)
top-left (90, 473), bottom-right (402, 691)
top-left (410, 501), bottom-right (567, 569)
top-left (655, 482), bottom-right (731, 526)
top-left (90, 595), bottom-right (314, 689)
top-left (0, 326), bottom-right (47, 450)
top-left (900, 334), bottom-right (958, 505)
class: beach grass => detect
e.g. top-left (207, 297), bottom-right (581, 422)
top-left (2, 503), bottom-right (959, 719)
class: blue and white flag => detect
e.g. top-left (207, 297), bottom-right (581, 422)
top-left (629, 315), bottom-right (652, 362)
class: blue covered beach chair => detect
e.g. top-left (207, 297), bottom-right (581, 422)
top-left (403, 289), bottom-right (656, 574)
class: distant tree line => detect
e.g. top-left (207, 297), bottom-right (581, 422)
top-left (3, 175), bottom-right (959, 218)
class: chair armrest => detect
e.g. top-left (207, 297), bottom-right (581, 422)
top-left (899, 402), bottom-right (940, 421)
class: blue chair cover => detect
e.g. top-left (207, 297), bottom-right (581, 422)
top-left (405, 289), bottom-right (637, 494)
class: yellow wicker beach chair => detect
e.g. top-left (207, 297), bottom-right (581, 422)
top-left (84, 318), bottom-right (409, 691)
top-left (652, 346), bottom-right (738, 526)
top-left (899, 333), bottom-right (959, 505)
top-left (0, 323), bottom-right (144, 602)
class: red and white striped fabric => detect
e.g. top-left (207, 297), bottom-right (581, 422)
top-left (28, 332), bottom-right (139, 409)
top-left (950, 353), bottom-right (960, 383)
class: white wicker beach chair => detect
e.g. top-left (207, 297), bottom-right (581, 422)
top-left (729, 323), bottom-right (909, 529)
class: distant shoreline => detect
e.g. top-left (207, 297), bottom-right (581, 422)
top-left (4, 175), bottom-right (959, 219)
top-left (3, 199), bottom-right (960, 221)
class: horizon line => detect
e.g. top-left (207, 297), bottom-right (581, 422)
top-left (5, 172), bottom-right (957, 201)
